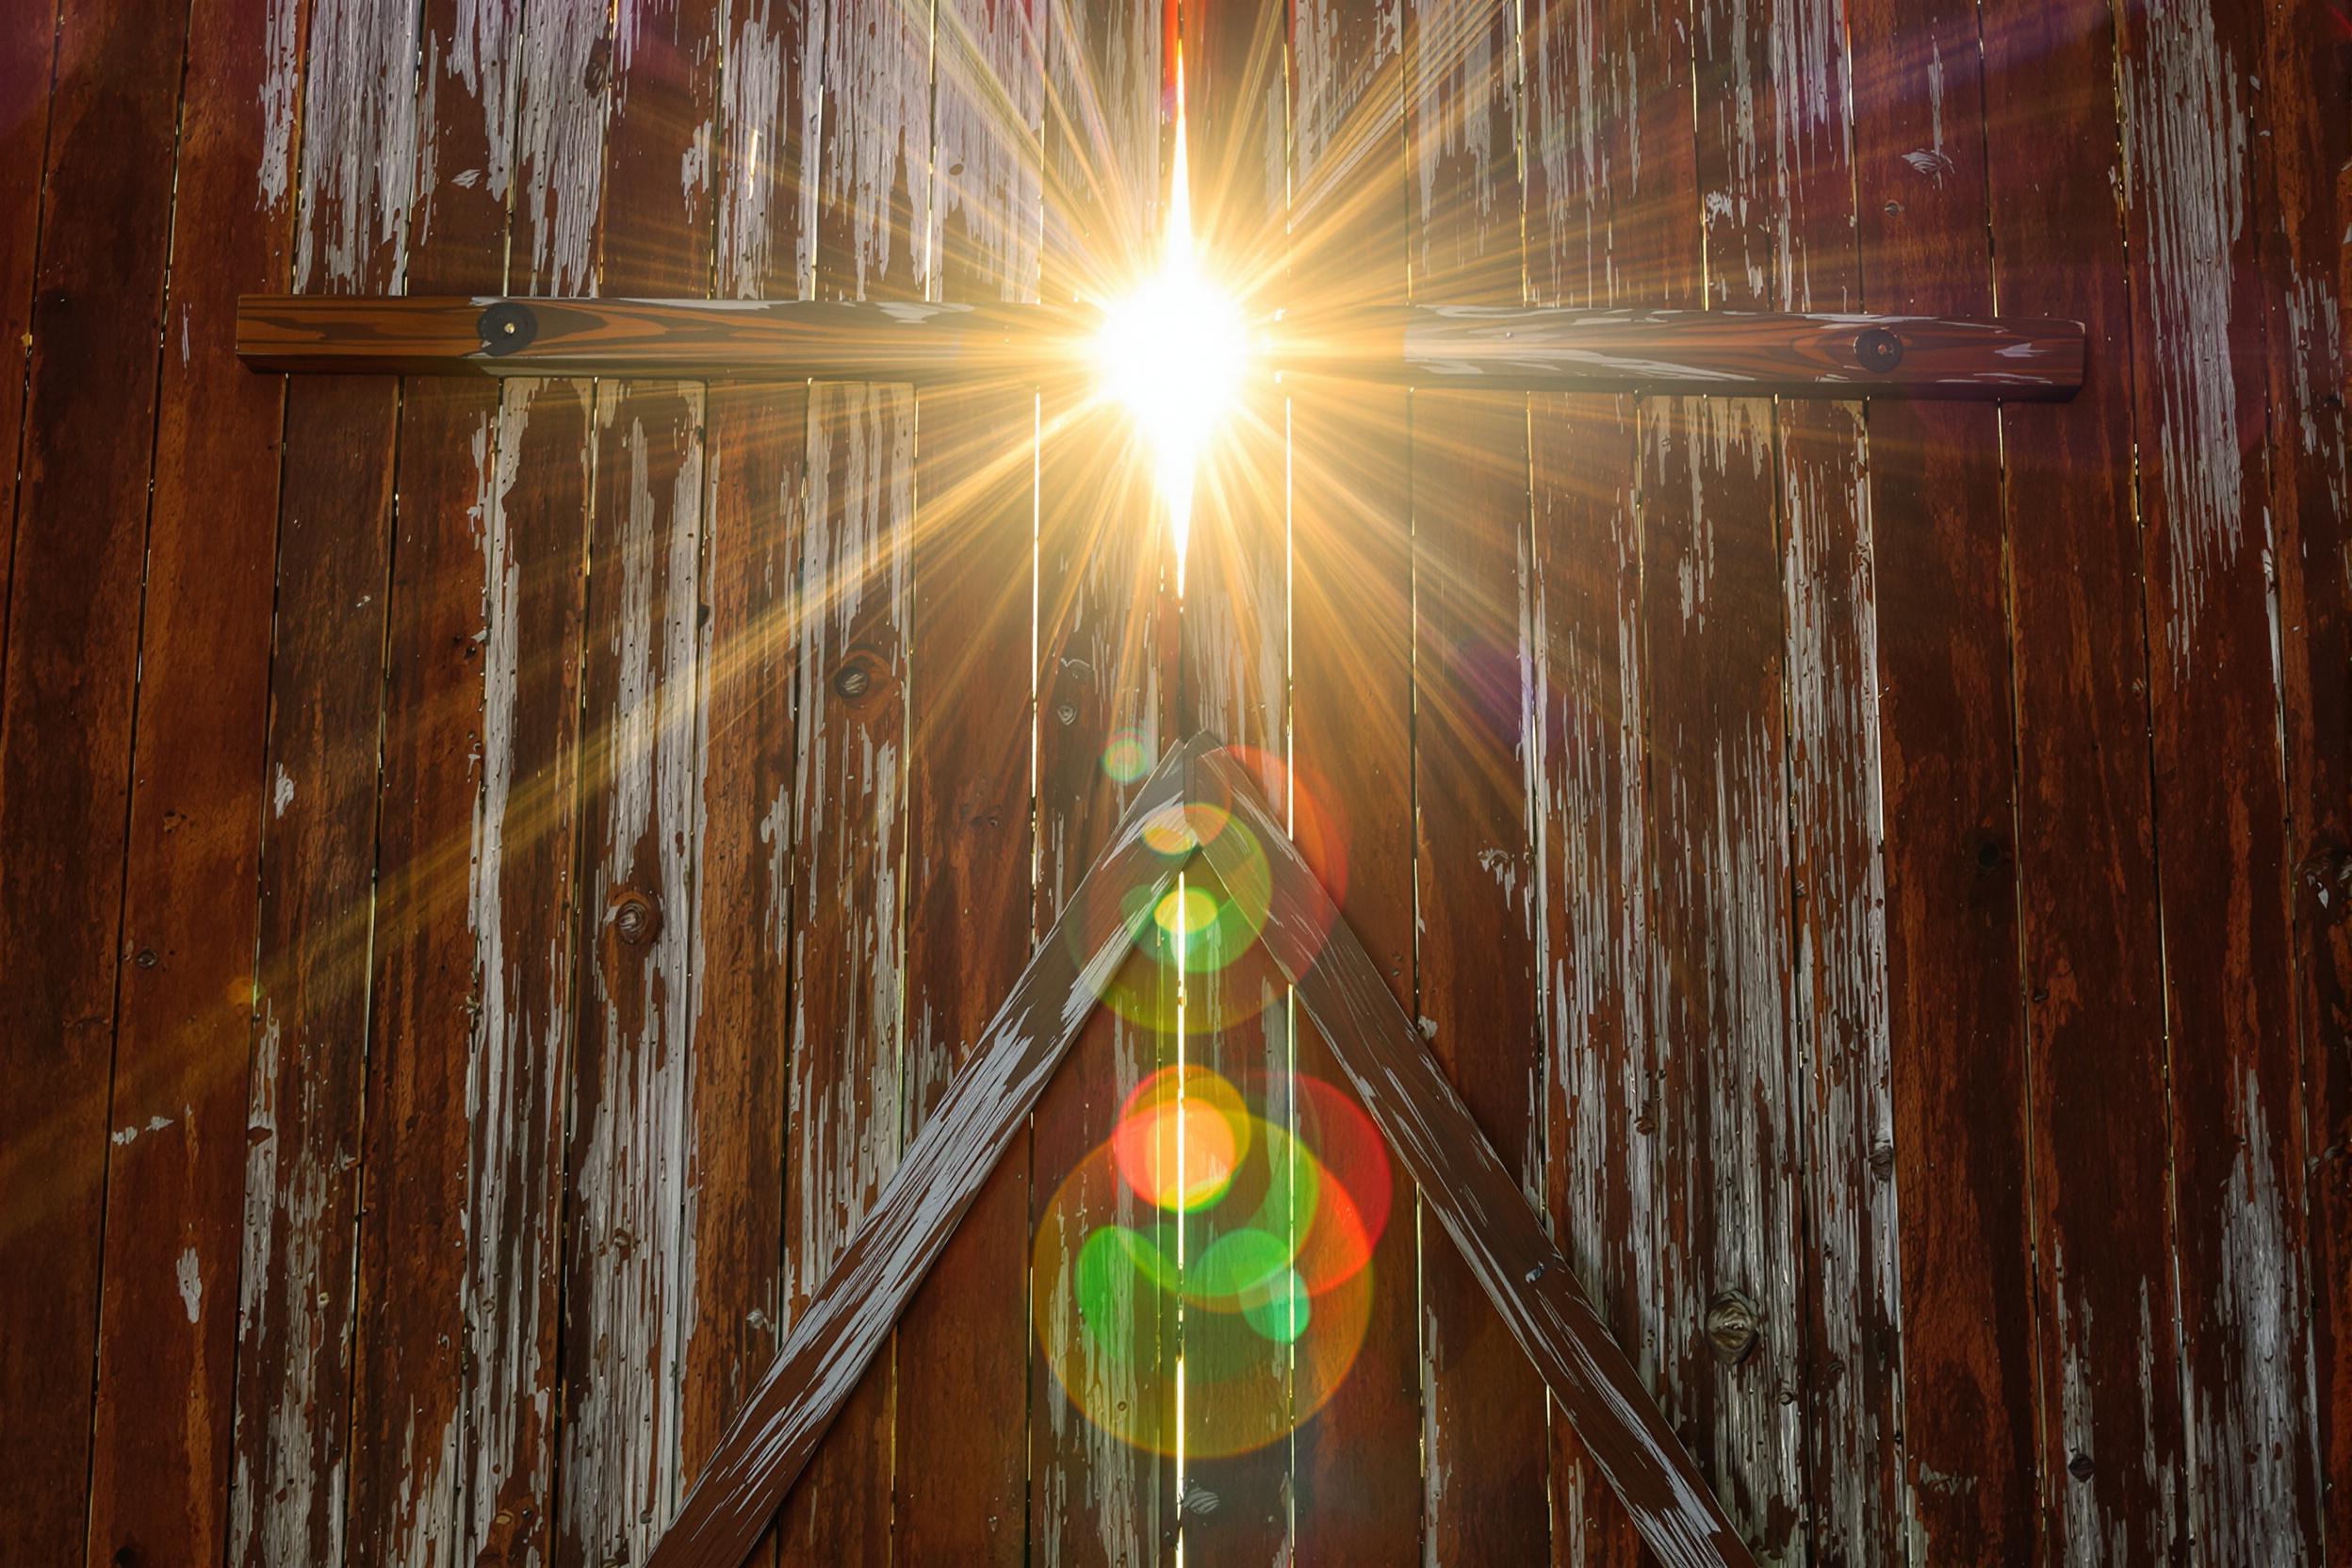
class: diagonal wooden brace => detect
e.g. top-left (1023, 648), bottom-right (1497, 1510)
top-left (647, 739), bottom-right (1755, 1568)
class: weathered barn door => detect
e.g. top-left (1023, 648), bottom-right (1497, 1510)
top-left (2, 0), bottom-right (2346, 1565)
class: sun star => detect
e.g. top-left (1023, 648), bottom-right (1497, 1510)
top-left (1091, 57), bottom-right (1249, 593)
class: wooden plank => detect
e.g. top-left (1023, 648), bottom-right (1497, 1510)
top-left (1401, 0), bottom-right (1551, 1555)
top-left (227, 0), bottom-right (419, 1560)
top-left (647, 739), bottom-right (1201, 1568)
top-left (1176, 0), bottom-right (1294, 1553)
top-left (1285, 0), bottom-right (1427, 1551)
top-left (436, 4), bottom-right (616, 1559)
top-left (1192, 746), bottom-right (1753, 1568)
top-left (771, 0), bottom-right (930, 1552)
top-left (1644, 0), bottom-right (1809, 1551)
top-left (343, 0), bottom-right (526, 1560)
top-left (1029, 0), bottom-right (1172, 1559)
top-left (1847, 0), bottom-right (2038, 1560)
top-left (2115, 0), bottom-right (2322, 1559)
top-left (0, 0), bottom-right (56, 664)
top-left (1520, 0), bottom-right (1656, 1558)
top-left (239, 293), bottom-right (2086, 398)
top-left (2256, 0), bottom-right (2352, 1550)
top-left (890, 0), bottom-right (1044, 1553)
top-left (685, 0), bottom-right (814, 1540)
top-left (1978, 0), bottom-right (2182, 1556)
top-left (0, 0), bottom-right (190, 1560)
top-left (553, 1), bottom-right (720, 1561)
top-left (74, 0), bottom-right (299, 1561)
top-left (1767, 0), bottom-right (1908, 1560)
top-left (459, 377), bottom-right (596, 1563)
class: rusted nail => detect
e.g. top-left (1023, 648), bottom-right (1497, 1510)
top-left (1706, 1289), bottom-right (1759, 1366)
top-left (134, 947), bottom-right (159, 969)
top-left (2066, 1450), bottom-right (2095, 1481)
top-left (611, 888), bottom-right (661, 946)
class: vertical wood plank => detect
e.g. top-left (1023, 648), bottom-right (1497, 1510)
top-left (345, 0), bottom-right (528, 1560)
top-left (555, 2), bottom-right (721, 1562)
top-left (772, 0), bottom-right (926, 1554)
top-left (1028, 0), bottom-right (1172, 1560)
top-left (1286, 0), bottom-right (1427, 1553)
top-left (75, 0), bottom-right (300, 1560)
top-left (693, 0), bottom-right (815, 1504)
top-left (891, 0), bottom-right (1045, 1553)
top-left (1979, 0), bottom-right (2183, 1557)
top-left (1648, 0), bottom-right (1807, 1550)
top-left (446, 5), bottom-right (621, 1560)
top-left (1848, 0), bottom-right (2039, 1560)
top-left (2256, 0), bottom-right (2352, 1552)
top-left (1179, 0), bottom-right (1294, 1554)
top-left (0, 0), bottom-right (192, 1560)
top-left (0, 0), bottom-right (57, 663)
top-left (1402, 0), bottom-right (1551, 1555)
top-left (229, 0), bottom-right (419, 1560)
top-left (1767, 0), bottom-right (1911, 1560)
top-left (1520, 0), bottom-right (1657, 1558)
top-left (2115, 0), bottom-right (2321, 1559)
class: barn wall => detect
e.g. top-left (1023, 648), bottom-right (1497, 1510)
top-left (0, 0), bottom-right (2344, 1565)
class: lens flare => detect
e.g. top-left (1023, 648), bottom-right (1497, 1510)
top-left (1092, 57), bottom-right (1247, 590)
top-left (1034, 1068), bottom-right (1391, 1458)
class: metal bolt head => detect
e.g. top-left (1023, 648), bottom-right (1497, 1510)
top-left (1855, 325), bottom-right (1905, 374)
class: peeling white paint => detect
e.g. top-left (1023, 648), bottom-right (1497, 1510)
top-left (178, 1246), bottom-right (204, 1324)
top-left (272, 765), bottom-right (296, 819)
top-left (292, 0), bottom-right (422, 292)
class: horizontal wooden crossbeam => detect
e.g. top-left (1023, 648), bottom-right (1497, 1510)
top-left (646, 736), bottom-right (1755, 1568)
top-left (237, 294), bottom-right (2083, 400)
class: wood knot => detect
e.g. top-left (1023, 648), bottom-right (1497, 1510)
top-left (1705, 1289), bottom-right (1759, 1366)
top-left (2066, 1451), bottom-right (2096, 1481)
top-left (2297, 846), bottom-right (2352, 923)
top-left (610, 888), bottom-right (661, 946)
top-left (832, 647), bottom-right (888, 703)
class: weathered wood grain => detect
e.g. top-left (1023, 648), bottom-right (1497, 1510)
top-left (2115, 0), bottom-right (2322, 1559)
top-left (1521, 0), bottom-right (1656, 1558)
top-left (1028, 0), bottom-right (1173, 1560)
top-left (1286, 0), bottom-right (1428, 1552)
top-left (647, 739), bottom-right (1202, 1568)
top-left (891, 0), bottom-right (1044, 1552)
top-left (2255, 0), bottom-right (2352, 1550)
top-left (228, 0), bottom-right (418, 1560)
top-left (0, 0), bottom-right (193, 1560)
top-left (1979, 0), bottom-right (2182, 1557)
top-left (1647, 0), bottom-right (1811, 1553)
top-left (74, 0), bottom-right (299, 1561)
top-left (1192, 746), bottom-right (1754, 1568)
top-left (1849, 0), bottom-right (2038, 1560)
top-left (458, 376), bottom-right (594, 1565)
top-left (1402, 0), bottom-right (1553, 1555)
top-left (686, 0), bottom-right (813, 1549)
top-left (772, 0), bottom-right (929, 1552)
top-left (345, 0), bottom-right (526, 1560)
top-left (0, 0), bottom-right (57, 667)
top-left (554, 3), bottom-right (720, 1562)
top-left (1765, 0), bottom-right (1913, 1560)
